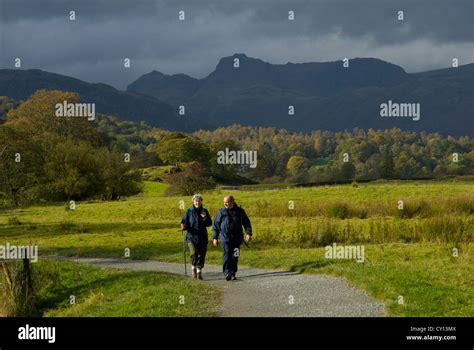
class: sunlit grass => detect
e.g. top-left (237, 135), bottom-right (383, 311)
top-left (1, 179), bottom-right (473, 316)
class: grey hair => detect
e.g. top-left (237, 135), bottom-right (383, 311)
top-left (192, 194), bottom-right (203, 201)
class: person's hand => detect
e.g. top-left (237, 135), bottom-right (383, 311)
top-left (181, 223), bottom-right (186, 230)
top-left (213, 239), bottom-right (219, 246)
top-left (200, 212), bottom-right (206, 218)
top-left (245, 234), bottom-right (252, 242)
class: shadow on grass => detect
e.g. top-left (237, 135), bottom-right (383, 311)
top-left (39, 242), bottom-right (184, 261)
top-left (238, 270), bottom-right (300, 279)
top-left (0, 222), bottom-right (178, 239)
top-left (288, 260), bottom-right (337, 273)
top-left (35, 270), bottom-right (161, 315)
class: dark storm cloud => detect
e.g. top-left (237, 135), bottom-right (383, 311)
top-left (1, 0), bottom-right (473, 89)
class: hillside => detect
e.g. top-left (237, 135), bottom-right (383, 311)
top-left (0, 69), bottom-right (203, 131)
top-left (128, 54), bottom-right (474, 136)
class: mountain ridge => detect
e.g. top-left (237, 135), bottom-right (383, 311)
top-left (126, 54), bottom-right (473, 136)
top-left (0, 55), bottom-right (472, 136)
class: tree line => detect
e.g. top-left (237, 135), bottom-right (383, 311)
top-left (94, 111), bottom-right (474, 190)
top-left (194, 125), bottom-right (474, 183)
top-left (1, 90), bottom-right (473, 204)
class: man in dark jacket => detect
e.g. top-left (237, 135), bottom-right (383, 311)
top-left (181, 194), bottom-right (212, 279)
top-left (212, 195), bottom-right (252, 281)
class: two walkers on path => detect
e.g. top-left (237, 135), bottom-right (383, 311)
top-left (180, 194), bottom-right (252, 281)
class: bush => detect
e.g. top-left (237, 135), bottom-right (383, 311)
top-left (7, 216), bottom-right (22, 225)
top-left (44, 141), bottom-right (143, 201)
top-left (0, 126), bottom-right (44, 207)
top-left (98, 149), bottom-right (143, 200)
top-left (43, 140), bottom-right (104, 200)
top-left (327, 202), bottom-right (350, 219)
top-left (353, 207), bottom-right (369, 219)
top-left (23, 184), bottom-right (66, 203)
top-left (165, 162), bottom-right (215, 196)
top-left (397, 200), bottom-right (432, 218)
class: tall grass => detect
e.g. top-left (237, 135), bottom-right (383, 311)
top-left (255, 216), bottom-right (474, 248)
top-left (7, 216), bottom-right (22, 225)
top-left (1, 260), bottom-right (36, 317)
top-left (192, 195), bottom-right (474, 220)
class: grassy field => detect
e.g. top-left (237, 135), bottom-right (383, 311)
top-left (1, 179), bottom-right (473, 316)
top-left (1, 259), bottom-right (220, 317)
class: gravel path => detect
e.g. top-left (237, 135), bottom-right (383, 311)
top-left (52, 257), bottom-right (385, 317)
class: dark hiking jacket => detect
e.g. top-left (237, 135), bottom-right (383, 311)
top-left (181, 207), bottom-right (212, 244)
top-left (212, 204), bottom-right (252, 243)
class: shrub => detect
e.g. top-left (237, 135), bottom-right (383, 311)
top-left (44, 141), bottom-right (143, 201)
top-left (397, 200), bottom-right (432, 218)
top-left (352, 207), bottom-right (369, 219)
top-left (165, 162), bottom-right (215, 196)
top-left (327, 202), bottom-right (350, 219)
top-left (7, 216), bottom-right (22, 225)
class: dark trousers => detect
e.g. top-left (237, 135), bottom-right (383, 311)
top-left (221, 240), bottom-right (241, 276)
top-left (188, 241), bottom-right (207, 269)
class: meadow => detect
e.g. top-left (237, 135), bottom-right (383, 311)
top-left (0, 179), bottom-right (473, 316)
top-left (0, 259), bottom-right (220, 317)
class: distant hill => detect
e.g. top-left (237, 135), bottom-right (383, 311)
top-left (0, 69), bottom-right (207, 131)
top-left (128, 54), bottom-right (474, 136)
top-left (1, 55), bottom-right (472, 136)
top-left (128, 71), bottom-right (201, 107)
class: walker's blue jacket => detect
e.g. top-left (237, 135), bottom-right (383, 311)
top-left (212, 204), bottom-right (252, 243)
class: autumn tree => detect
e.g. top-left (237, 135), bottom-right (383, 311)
top-left (5, 90), bottom-right (99, 145)
top-left (287, 155), bottom-right (310, 182)
top-left (155, 136), bottom-right (211, 167)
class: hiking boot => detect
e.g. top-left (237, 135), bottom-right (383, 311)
top-left (225, 274), bottom-right (232, 281)
top-left (197, 268), bottom-right (203, 280)
top-left (191, 266), bottom-right (197, 279)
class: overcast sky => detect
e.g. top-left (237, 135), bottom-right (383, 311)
top-left (1, 0), bottom-right (473, 89)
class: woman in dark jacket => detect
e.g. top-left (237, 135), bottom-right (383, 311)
top-left (180, 194), bottom-right (212, 279)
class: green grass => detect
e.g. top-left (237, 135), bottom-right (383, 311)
top-left (13, 260), bottom-right (220, 317)
top-left (141, 181), bottom-right (168, 198)
top-left (0, 179), bottom-right (473, 316)
top-left (141, 166), bottom-right (175, 182)
top-left (310, 158), bottom-right (336, 168)
top-left (219, 182), bottom-right (292, 191)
